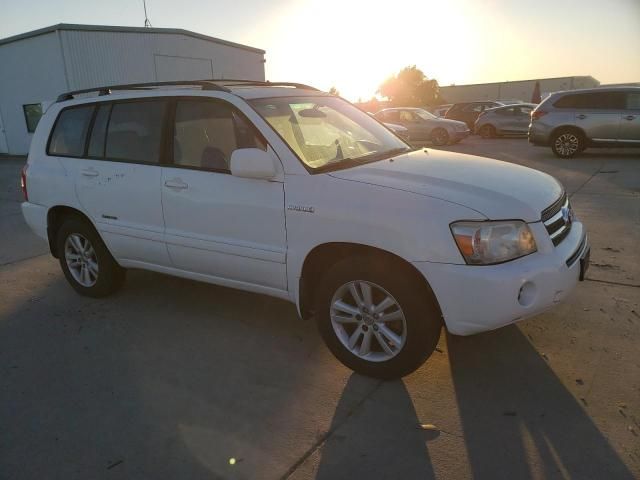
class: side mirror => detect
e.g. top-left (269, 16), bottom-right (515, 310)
top-left (230, 148), bottom-right (278, 180)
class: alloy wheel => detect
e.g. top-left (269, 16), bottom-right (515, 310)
top-left (64, 233), bottom-right (99, 287)
top-left (554, 133), bottom-right (580, 157)
top-left (330, 280), bottom-right (407, 362)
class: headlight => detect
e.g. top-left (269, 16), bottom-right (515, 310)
top-left (450, 221), bottom-right (537, 265)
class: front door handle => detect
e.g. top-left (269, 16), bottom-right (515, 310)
top-left (81, 168), bottom-right (99, 177)
top-left (164, 179), bottom-right (188, 190)
top-left (624, 115), bottom-right (635, 121)
top-left (577, 114), bottom-right (587, 120)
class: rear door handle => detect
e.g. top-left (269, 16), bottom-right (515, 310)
top-left (164, 179), bottom-right (188, 190)
top-left (81, 168), bottom-right (99, 177)
top-left (576, 114), bottom-right (587, 120)
top-left (624, 115), bottom-right (635, 121)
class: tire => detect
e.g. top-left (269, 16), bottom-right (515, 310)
top-left (56, 217), bottom-right (125, 297)
top-left (430, 128), bottom-right (450, 146)
top-left (479, 124), bottom-right (496, 139)
top-left (314, 256), bottom-right (442, 379)
top-left (551, 129), bottom-right (584, 158)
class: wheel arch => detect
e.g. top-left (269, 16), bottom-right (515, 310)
top-left (47, 206), bottom-right (96, 258)
top-left (550, 124), bottom-right (587, 141)
top-left (297, 242), bottom-right (442, 321)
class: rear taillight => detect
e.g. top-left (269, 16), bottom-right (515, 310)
top-left (531, 110), bottom-right (547, 120)
top-left (20, 165), bottom-right (28, 201)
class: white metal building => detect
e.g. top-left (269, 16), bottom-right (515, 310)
top-left (0, 24), bottom-right (266, 155)
top-left (439, 76), bottom-right (600, 104)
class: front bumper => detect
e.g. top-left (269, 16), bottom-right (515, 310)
top-left (452, 129), bottom-right (471, 142)
top-left (413, 220), bottom-right (588, 335)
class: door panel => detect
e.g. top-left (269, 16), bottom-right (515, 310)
top-left (575, 112), bottom-right (620, 141)
top-left (161, 98), bottom-right (287, 290)
top-left (162, 168), bottom-right (287, 289)
top-left (73, 159), bottom-right (169, 265)
top-left (618, 93), bottom-right (640, 144)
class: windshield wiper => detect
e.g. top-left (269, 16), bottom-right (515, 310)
top-left (315, 146), bottom-right (414, 173)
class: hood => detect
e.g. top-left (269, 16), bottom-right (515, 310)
top-left (328, 149), bottom-right (562, 222)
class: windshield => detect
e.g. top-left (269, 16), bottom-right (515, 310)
top-left (250, 96), bottom-right (410, 171)
top-left (414, 109), bottom-right (437, 120)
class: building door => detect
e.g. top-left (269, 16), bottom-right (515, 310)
top-left (0, 107), bottom-right (9, 153)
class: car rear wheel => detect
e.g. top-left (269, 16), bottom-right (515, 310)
top-left (314, 256), bottom-right (442, 379)
top-left (551, 130), bottom-right (584, 158)
top-left (57, 217), bottom-right (126, 297)
top-left (479, 124), bottom-right (496, 138)
top-left (430, 128), bottom-right (449, 146)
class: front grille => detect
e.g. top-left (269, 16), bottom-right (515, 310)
top-left (542, 192), bottom-right (572, 246)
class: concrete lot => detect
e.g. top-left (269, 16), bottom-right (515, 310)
top-left (1, 138), bottom-right (639, 479)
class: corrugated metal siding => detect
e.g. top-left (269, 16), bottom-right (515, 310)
top-left (0, 32), bottom-right (68, 154)
top-left (60, 30), bottom-right (265, 90)
top-left (440, 77), bottom-right (601, 103)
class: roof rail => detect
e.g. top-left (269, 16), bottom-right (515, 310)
top-left (56, 80), bottom-right (231, 102)
top-left (212, 80), bottom-right (320, 91)
top-left (55, 78), bottom-right (321, 102)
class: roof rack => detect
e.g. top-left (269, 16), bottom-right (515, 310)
top-left (213, 79), bottom-right (320, 91)
top-left (56, 78), bottom-right (320, 102)
top-left (56, 79), bottom-right (232, 102)
top-left (56, 78), bottom-right (318, 102)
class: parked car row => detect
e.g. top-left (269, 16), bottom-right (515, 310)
top-left (371, 86), bottom-right (640, 158)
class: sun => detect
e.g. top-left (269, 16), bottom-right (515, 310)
top-left (261, 0), bottom-right (476, 101)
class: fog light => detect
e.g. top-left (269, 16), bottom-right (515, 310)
top-left (518, 281), bottom-right (537, 307)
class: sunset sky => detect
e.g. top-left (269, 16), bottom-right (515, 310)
top-left (2, 0), bottom-right (639, 101)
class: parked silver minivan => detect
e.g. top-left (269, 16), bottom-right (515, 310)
top-left (529, 87), bottom-right (640, 158)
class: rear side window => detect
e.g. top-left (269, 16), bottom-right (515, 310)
top-left (554, 92), bottom-right (625, 109)
top-left (48, 105), bottom-right (95, 157)
top-left (105, 101), bottom-right (166, 163)
top-left (173, 100), bottom-right (265, 171)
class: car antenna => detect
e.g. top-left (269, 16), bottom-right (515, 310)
top-left (143, 0), bottom-right (152, 27)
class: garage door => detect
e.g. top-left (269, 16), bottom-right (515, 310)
top-left (154, 55), bottom-right (214, 82)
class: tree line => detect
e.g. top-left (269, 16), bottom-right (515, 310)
top-left (329, 66), bottom-right (444, 112)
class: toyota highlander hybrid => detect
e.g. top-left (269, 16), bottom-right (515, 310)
top-left (20, 80), bottom-right (590, 378)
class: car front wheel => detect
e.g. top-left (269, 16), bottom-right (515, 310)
top-left (430, 128), bottom-right (450, 146)
top-left (314, 256), bottom-right (442, 379)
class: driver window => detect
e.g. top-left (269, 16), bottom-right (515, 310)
top-left (173, 100), bottom-right (265, 172)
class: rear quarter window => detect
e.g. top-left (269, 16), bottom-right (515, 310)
top-left (47, 105), bottom-right (95, 157)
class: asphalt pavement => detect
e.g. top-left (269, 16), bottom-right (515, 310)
top-left (1, 138), bottom-right (639, 479)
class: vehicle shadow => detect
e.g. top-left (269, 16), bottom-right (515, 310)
top-left (446, 326), bottom-right (634, 479)
top-left (311, 375), bottom-right (436, 480)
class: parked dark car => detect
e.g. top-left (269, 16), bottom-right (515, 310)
top-left (529, 87), bottom-right (640, 158)
top-left (445, 101), bottom-right (504, 130)
top-left (475, 103), bottom-right (536, 137)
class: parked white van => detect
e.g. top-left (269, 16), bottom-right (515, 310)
top-left (21, 80), bottom-right (590, 378)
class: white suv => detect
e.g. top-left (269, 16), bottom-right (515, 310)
top-left (21, 80), bottom-right (590, 379)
